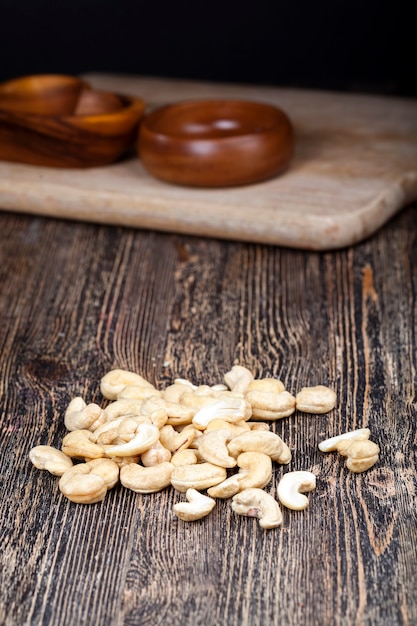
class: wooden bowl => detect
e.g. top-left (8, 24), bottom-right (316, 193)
top-left (0, 74), bottom-right (145, 168)
top-left (138, 99), bottom-right (294, 187)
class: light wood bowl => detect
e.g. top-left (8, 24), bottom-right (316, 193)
top-left (138, 99), bottom-right (294, 187)
top-left (0, 74), bottom-right (145, 168)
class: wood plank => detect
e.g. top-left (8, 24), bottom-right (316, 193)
top-left (0, 74), bottom-right (416, 250)
top-left (0, 207), bottom-right (416, 625)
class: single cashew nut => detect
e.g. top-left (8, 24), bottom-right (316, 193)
top-left (117, 385), bottom-right (162, 401)
top-left (318, 428), bottom-right (371, 454)
top-left (247, 378), bottom-right (286, 394)
top-left (171, 448), bottom-right (199, 466)
top-left (192, 397), bottom-right (252, 430)
top-left (232, 488), bottom-right (283, 529)
top-left (277, 471), bottom-right (316, 510)
top-left (103, 398), bottom-right (144, 422)
top-left (29, 445), bottom-right (73, 476)
top-left (100, 369), bottom-right (155, 400)
top-left (235, 452), bottom-right (272, 490)
top-left (64, 397), bottom-right (106, 432)
top-left (85, 458), bottom-right (120, 489)
top-left (159, 424), bottom-right (196, 453)
top-left (141, 440), bottom-right (172, 466)
top-left (227, 431), bottom-right (291, 464)
top-left (59, 465), bottom-right (107, 504)
top-left (171, 462), bottom-right (227, 492)
top-left (120, 462), bottom-right (173, 493)
top-left (104, 423), bottom-right (160, 457)
top-left (162, 382), bottom-right (193, 404)
top-left (207, 472), bottom-right (248, 499)
top-left (62, 429), bottom-right (105, 460)
top-left (343, 440), bottom-right (380, 473)
top-left (198, 429), bottom-right (237, 468)
top-left (204, 419), bottom-right (251, 435)
top-left (173, 488), bottom-right (216, 521)
top-left (295, 385), bottom-right (337, 414)
top-left (246, 389), bottom-right (296, 421)
top-left (224, 365), bottom-right (254, 393)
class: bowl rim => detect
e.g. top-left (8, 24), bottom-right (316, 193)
top-left (140, 98), bottom-right (292, 142)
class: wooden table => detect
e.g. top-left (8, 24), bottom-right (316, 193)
top-left (1, 204), bottom-right (416, 626)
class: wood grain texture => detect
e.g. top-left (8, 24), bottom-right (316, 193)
top-left (0, 206), bottom-right (416, 626)
top-left (0, 74), bottom-right (416, 249)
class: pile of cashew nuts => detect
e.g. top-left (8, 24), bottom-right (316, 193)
top-left (29, 366), bottom-right (380, 530)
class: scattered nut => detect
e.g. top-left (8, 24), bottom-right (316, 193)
top-left (246, 388), bottom-right (296, 420)
top-left (29, 445), bottom-right (74, 476)
top-left (192, 397), bottom-right (252, 430)
top-left (224, 365), bottom-right (254, 393)
top-left (295, 385), bottom-right (336, 414)
top-left (171, 462), bottom-right (227, 492)
top-left (198, 429), bottom-right (237, 468)
top-left (31, 365), bottom-right (373, 531)
top-left (277, 471), bottom-right (316, 510)
top-left (232, 488), bottom-right (283, 529)
top-left (58, 464), bottom-right (108, 504)
top-left (64, 397), bottom-right (106, 432)
top-left (318, 428), bottom-right (371, 453)
top-left (173, 488), bottom-right (216, 521)
top-left (341, 440), bottom-right (380, 473)
top-left (104, 423), bottom-right (160, 457)
top-left (235, 452), bottom-right (272, 490)
top-left (62, 429), bottom-right (105, 460)
top-left (120, 462), bottom-right (174, 493)
top-left (101, 369), bottom-right (155, 400)
top-left (227, 431), bottom-right (291, 464)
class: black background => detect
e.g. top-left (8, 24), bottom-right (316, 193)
top-left (1, 0), bottom-right (416, 96)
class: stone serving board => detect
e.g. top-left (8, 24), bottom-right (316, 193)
top-left (0, 73), bottom-right (416, 250)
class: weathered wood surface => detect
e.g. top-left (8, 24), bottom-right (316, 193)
top-left (0, 73), bottom-right (416, 250)
top-left (0, 205), bottom-right (416, 626)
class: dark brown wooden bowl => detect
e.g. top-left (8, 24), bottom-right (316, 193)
top-left (138, 99), bottom-right (294, 187)
top-left (0, 75), bottom-right (146, 168)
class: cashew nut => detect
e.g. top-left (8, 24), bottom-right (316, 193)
top-left (103, 398), bottom-right (144, 422)
top-left (59, 464), bottom-right (108, 504)
top-left (29, 445), bottom-right (73, 476)
top-left (341, 440), bottom-right (380, 473)
top-left (62, 429), bottom-right (105, 460)
top-left (232, 488), bottom-right (283, 529)
top-left (198, 429), bottom-right (237, 468)
top-left (140, 440), bottom-right (172, 466)
top-left (171, 462), bottom-right (227, 492)
top-left (101, 368), bottom-right (155, 400)
top-left (246, 388), bottom-right (296, 420)
top-left (64, 397), bottom-right (106, 432)
top-left (171, 448), bottom-right (199, 466)
top-left (207, 473), bottom-right (248, 499)
top-left (162, 382), bottom-right (193, 403)
top-left (173, 488), bottom-right (216, 521)
top-left (85, 458), bottom-right (120, 489)
top-left (141, 395), bottom-right (194, 427)
top-left (224, 365), bottom-right (254, 393)
top-left (192, 397), bottom-right (252, 430)
top-left (277, 471), bottom-right (316, 510)
top-left (159, 424), bottom-right (196, 453)
top-left (295, 385), bottom-right (336, 414)
top-left (227, 431), bottom-right (291, 464)
top-left (235, 452), bottom-right (272, 490)
top-left (117, 385), bottom-right (162, 401)
top-left (204, 419), bottom-right (251, 435)
top-left (247, 378), bottom-right (286, 394)
top-left (318, 428), bottom-right (371, 453)
top-left (120, 462), bottom-right (173, 493)
top-left (104, 423), bottom-right (160, 457)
